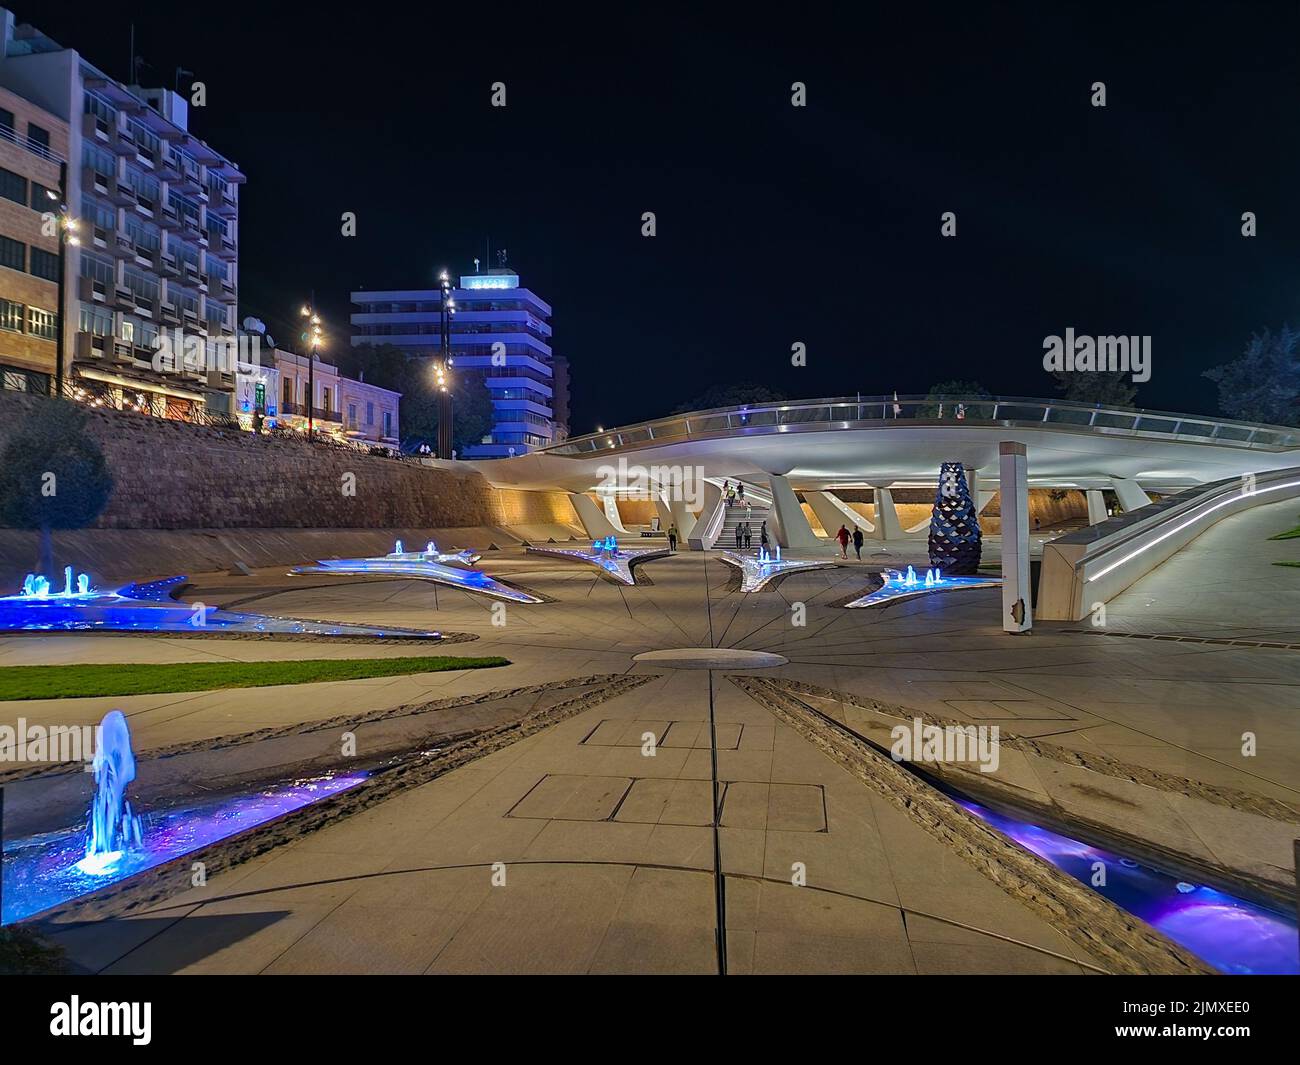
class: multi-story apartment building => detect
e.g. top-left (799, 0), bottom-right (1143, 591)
top-left (0, 82), bottom-right (65, 395)
top-left (350, 265), bottom-right (567, 457)
top-left (0, 7), bottom-right (244, 420)
top-left (244, 346), bottom-right (399, 446)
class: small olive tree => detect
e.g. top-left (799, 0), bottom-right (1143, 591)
top-left (0, 400), bottom-right (113, 577)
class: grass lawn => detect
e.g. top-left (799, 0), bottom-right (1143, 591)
top-left (0, 655), bottom-right (509, 701)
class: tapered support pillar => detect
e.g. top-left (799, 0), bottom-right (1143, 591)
top-left (805, 491), bottom-right (872, 539)
top-left (1112, 478), bottom-right (1152, 514)
top-left (569, 493), bottom-right (619, 539)
top-left (1086, 489), bottom-right (1108, 525)
top-left (668, 497), bottom-right (697, 543)
top-left (766, 474), bottom-right (823, 550)
top-left (653, 492), bottom-right (674, 534)
top-left (599, 492), bottom-right (628, 533)
top-left (999, 441), bottom-right (1032, 634)
top-left (871, 486), bottom-right (906, 540)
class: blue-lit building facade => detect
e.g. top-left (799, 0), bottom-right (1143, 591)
top-left (350, 267), bottom-right (568, 458)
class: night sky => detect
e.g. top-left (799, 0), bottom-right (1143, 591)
top-left (31, 1), bottom-right (1300, 433)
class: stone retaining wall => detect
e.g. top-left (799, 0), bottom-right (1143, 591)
top-left (0, 390), bottom-right (578, 535)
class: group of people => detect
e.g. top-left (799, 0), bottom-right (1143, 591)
top-left (722, 479), bottom-right (747, 505)
top-left (834, 524), bottom-right (866, 560)
top-left (733, 520), bottom-right (769, 550)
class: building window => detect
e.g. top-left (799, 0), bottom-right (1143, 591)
top-left (0, 109), bottom-right (13, 133)
top-left (0, 167), bottom-right (26, 205)
top-left (321, 386), bottom-right (331, 413)
top-left (366, 401), bottom-right (374, 425)
top-left (30, 247), bottom-right (59, 281)
top-left (0, 298), bottom-right (23, 332)
top-left (27, 124), bottom-right (50, 152)
top-left (283, 378), bottom-right (293, 406)
top-left (0, 235), bottom-right (25, 271)
top-left (27, 307), bottom-right (57, 340)
top-left (383, 411), bottom-right (392, 437)
top-left (80, 305), bottom-right (112, 336)
top-left (347, 403), bottom-right (357, 428)
top-left (30, 181), bottom-right (54, 210)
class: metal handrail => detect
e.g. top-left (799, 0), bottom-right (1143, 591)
top-left (539, 395), bottom-right (1300, 456)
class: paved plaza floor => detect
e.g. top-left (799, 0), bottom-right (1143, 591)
top-left (4, 506), bottom-right (1299, 974)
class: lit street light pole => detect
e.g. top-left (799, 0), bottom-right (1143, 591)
top-left (437, 270), bottom-right (456, 459)
top-left (300, 301), bottom-right (323, 440)
top-left (47, 162), bottom-right (80, 398)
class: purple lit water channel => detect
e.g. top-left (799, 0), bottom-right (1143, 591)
top-left (2, 772), bottom-right (367, 925)
top-left (954, 793), bottom-right (1298, 975)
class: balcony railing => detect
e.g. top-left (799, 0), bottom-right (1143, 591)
top-left (0, 122), bottom-right (64, 165)
top-left (539, 394), bottom-right (1300, 457)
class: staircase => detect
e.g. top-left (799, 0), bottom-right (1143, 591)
top-left (717, 501), bottom-right (771, 555)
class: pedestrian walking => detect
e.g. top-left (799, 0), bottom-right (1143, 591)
top-left (667, 523), bottom-right (679, 552)
top-left (852, 527), bottom-right (864, 560)
top-left (760, 521), bottom-right (769, 551)
top-left (836, 524), bottom-right (850, 559)
top-left (737, 482), bottom-right (746, 504)
top-left (735, 521), bottom-right (743, 548)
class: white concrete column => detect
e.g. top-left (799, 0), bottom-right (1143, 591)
top-left (966, 467), bottom-right (996, 518)
top-left (999, 441), bottom-right (1032, 634)
top-left (1086, 489), bottom-right (1108, 525)
top-left (871, 486), bottom-right (906, 540)
top-left (568, 493), bottom-right (619, 539)
top-left (766, 475), bottom-right (823, 551)
top-left (1112, 478), bottom-right (1152, 514)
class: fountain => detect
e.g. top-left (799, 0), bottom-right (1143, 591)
top-left (0, 572), bottom-right (441, 637)
top-left (844, 566), bottom-right (1000, 608)
top-left (294, 542), bottom-right (531, 603)
top-left (528, 536), bottom-right (668, 585)
top-left (74, 711), bottom-right (144, 877)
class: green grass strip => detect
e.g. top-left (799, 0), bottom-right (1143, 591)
top-left (1269, 527), bottom-right (1300, 540)
top-left (1272, 560), bottom-right (1300, 568)
top-left (0, 656), bottom-right (509, 702)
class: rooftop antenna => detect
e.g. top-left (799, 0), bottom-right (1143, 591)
top-left (473, 257), bottom-right (480, 273)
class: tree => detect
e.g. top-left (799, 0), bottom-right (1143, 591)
top-left (672, 383), bottom-right (786, 414)
top-left (445, 375), bottom-right (496, 456)
top-left (919, 380), bottom-right (994, 418)
top-left (1048, 368), bottom-right (1139, 408)
top-left (0, 400), bottom-right (113, 576)
top-left (1203, 325), bottom-right (1300, 426)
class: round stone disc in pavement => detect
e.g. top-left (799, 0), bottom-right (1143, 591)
top-left (632, 648), bottom-right (788, 669)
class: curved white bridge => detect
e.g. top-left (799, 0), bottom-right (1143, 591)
top-left (459, 394), bottom-right (1300, 624)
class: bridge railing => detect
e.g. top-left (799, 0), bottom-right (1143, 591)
top-left (541, 395), bottom-right (1300, 456)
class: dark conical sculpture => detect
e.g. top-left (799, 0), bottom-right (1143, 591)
top-left (928, 463), bottom-right (982, 575)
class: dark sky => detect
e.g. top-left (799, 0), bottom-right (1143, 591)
top-left (30, 1), bottom-right (1300, 433)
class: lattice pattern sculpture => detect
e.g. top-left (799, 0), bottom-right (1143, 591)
top-left (928, 463), bottom-right (982, 575)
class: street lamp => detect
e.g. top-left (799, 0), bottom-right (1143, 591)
top-left (437, 269), bottom-right (456, 459)
top-left (47, 162), bottom-right (80, 398)
top-left (300, 302), bottom-right (323, 439)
